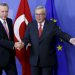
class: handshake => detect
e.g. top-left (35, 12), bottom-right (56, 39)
top-left (14, 42), bottom-right (24, 50)
top-left (14, 42), bottom-right (31, 50)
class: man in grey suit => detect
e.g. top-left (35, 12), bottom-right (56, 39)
top-left (16, 6), bottom-right (75, 75)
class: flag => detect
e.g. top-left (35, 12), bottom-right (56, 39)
top-left (14, 0), bottom-right (32, 75)
top-left (45, 0), bottom-right (69, 75)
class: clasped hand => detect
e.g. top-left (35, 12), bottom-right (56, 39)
top-left (14, 42), bottom-right (24, 50)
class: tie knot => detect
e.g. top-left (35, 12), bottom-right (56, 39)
top-left (39, 23), bottom-right (42, 26)
top-left (39, 23), bottom-right (42, 28)
top-left (3, 20), bottom-right (6, 25)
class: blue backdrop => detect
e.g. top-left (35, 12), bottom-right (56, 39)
top-left (0, 0), bottom-right (75, 75)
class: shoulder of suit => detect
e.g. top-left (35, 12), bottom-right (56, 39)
top-left (6, 17), bottom-right (12, 22)
top-left (45, 19), bottom-right (56, 24)
top-left (28, 20), bottom-right (36, 26)
top-left (44, 19), bottom-right (58, 28)
top-left (28, 20), bottom-right (36, 24)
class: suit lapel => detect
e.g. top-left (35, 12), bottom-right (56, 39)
top-left (32, 21), bottom-right (50, 43)
top-left (30, 21), bottom-right (40, 45)
top-left (40, 21), bottom-right (49, 41)
top-left (6, 18), bottom-right (14, 40)
top-left (0, 21), bottom-right (8, 39)
top-left (33, 21), bottom-right (49, 39)
top-left (33, 21), bottom-right (39, 39)
top-left (0, 18), bottom-right (12, 40)
top-left (6, 19), bottom-right (11, 38)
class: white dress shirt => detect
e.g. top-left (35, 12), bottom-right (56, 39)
top-left (38, 21), bottom-right (45, 30)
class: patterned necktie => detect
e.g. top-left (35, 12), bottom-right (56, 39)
top-left (39, 23), bottom-right (42, 37)
top-left (3, 21), bottom-right (9, 38)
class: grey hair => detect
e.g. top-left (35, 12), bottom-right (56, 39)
top-left (0, 3), bottom-right (9, 9)
top-left (35, 5), bottom-right (46, 14)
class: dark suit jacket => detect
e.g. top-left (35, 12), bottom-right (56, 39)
top-left (23, 20), bottom-right (72, 66)
top-left (0, 18), bottom-right (15, 67)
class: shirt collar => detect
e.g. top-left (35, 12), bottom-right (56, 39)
top-left (38, 20), bottom-right (45, 26)
top-left (0, 18), bottom-right (6, 24)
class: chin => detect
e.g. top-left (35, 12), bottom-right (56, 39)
top-left (3, 18), bottom-right (7, 20)
top-left (37, 20), bottom-right (42, 23)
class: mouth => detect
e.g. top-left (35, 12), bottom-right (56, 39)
top-left (2, 17), bottom-right (7, 20)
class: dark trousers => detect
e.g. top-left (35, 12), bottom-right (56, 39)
top-left (31, 56), bottom-right (53, 75)
top-left (0, 58), bottom-right (18, 75)
top-left (31, 66), bottom-right (53, 75)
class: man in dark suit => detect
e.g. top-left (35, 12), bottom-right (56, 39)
top-left (16, 6), bottom-right (75, 75)
top-left (0, 3), bottom-right (18, 75)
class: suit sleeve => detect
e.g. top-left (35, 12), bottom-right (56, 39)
top-left (0, 39), bottom-right (14, 50)
top-left (55, 25), bottom-right (72, 43)
top-left (22, 23), bottom-right (31, 47)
